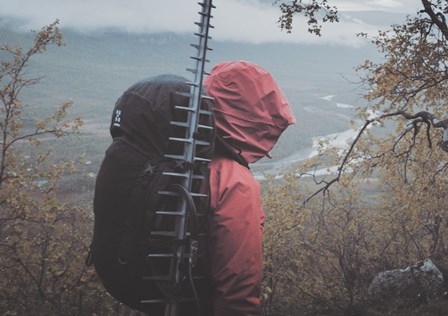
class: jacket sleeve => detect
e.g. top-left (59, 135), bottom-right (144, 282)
top-left (208, 157), bottom-right (265, 316)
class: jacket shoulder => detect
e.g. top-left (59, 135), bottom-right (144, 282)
top-left (209, 157), bottom-right (260, 210)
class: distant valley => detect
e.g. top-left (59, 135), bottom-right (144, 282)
top-left (0, 22), bottom-right (382, 179)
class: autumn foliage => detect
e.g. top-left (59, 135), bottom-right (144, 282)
top-left (261, 1), bottom-right (448, 315)
top-left (0, 22), bottom-right (122, 315)
top-left (3, 1), bottom-right (448, 315)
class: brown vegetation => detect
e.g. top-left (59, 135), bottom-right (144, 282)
top-left (261, 1), bottom-right (448, 314)
top-left (0, 21), bottom-right (123, 315)
top-left (3, 1), bottom-right (448, 315)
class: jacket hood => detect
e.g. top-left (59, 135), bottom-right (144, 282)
top-left (205, 61), bottom-right (296, 163)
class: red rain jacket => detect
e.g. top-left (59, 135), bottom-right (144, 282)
top-left (205, 61), bottom-right (296, 315)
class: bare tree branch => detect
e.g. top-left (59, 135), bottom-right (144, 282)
top-left (421, 0), bottom-right (448, 40)
top-left (300, 110), bottom-right (448, 207)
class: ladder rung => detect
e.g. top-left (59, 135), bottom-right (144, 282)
top-left (198, 124), bottom-right (213, 130)
top-left (156, 211), bottom-right (186, 216)
top-left (186, 68), bottom-right (197, 74)
top-left (194, 157), bottom-right (211, 163)
top-left (171, 121), bottom-right (188, 128)
top-left (164, 154), bottom-right (184, 160)
top-left (191, 193), bottom-right (208, 198)
top-left (175, 105), bottom-right (195, 112)
top-left (171, 121), bottom-right (213, 130)
top-left (194, 32), bottom-right (212, 40)
top-left (169, 137), bottom-right (193, 143)
top-left (147, 253), bottom-right (174, 258)
top-left (158, 191), bottom-right (206, 198)
top-left (195, 140), bottom-right (210, 146)
top-left (163, 171), bottom-right (188, 178)
top-left (176, 91), bottom-right (193, 98)
top-left (149, 231), bottom-right (199, 238)
top-left (152, 231), bottom-right (180, 237)
top-left (198, 12), bottom-right (214, 18)
top-left (194, 22), bottom-right (215, 29)
top-left (197, 2), bottom-right (216, 9)
top-left (143, 274), bottom-right (207, 282)
top-left (143, 275), bottom-right (170, 281)
top-left (186, 81), bottom-right (199, 87)
top-left (201, 95), bottom-right (214, 101)
top-left (199, 109), bottom-right (212, 115)
top-left (150, 231), bottom-right (189, 237)
top-left (191, 43), bottom-right (213, 51)
top-left (158, 190), bottom-right (180, 197)
top-left (141, 297), bottom-right (196, 304)
top-left (141, 298), bottom-right (170, 304)
top-left (190, 56), bottom-right (210, 62)
top-left (164, 155), bottom-right (211, 163)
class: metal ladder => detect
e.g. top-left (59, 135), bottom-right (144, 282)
top-left (141, 1), bottom-right (215, 315)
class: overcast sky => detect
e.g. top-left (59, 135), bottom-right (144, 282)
top-left (0, 0), bottom-right (423, 46)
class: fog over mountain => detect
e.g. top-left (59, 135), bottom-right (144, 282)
top-left (0, 0), bottom-right (420, 45)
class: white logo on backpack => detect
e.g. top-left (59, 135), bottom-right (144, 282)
top-left (113, 110), bottom-right (121, 127)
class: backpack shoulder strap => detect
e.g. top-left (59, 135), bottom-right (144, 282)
top-left (215, 135), bottom-right (250, 169)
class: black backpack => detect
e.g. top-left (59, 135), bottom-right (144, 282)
top-left (88, 75), bottom-right (215, 315)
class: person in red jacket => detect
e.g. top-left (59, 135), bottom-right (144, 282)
top-left (205, 61), bottom-right (296, 315)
